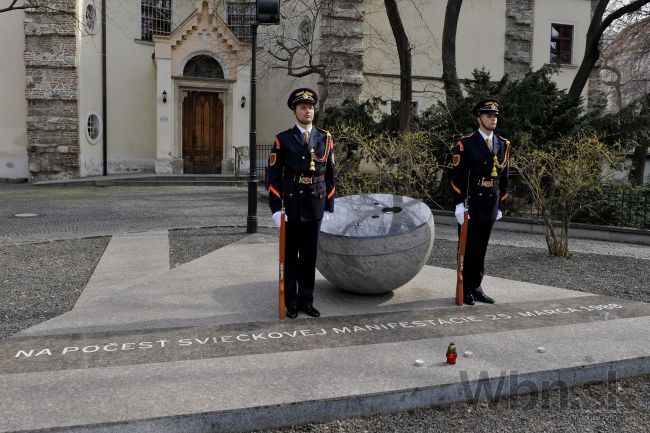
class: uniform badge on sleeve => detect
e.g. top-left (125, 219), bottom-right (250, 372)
top-left (452, 154), bottom-right (460, 166)
top-left (269, 153), bottom-right (277, 166)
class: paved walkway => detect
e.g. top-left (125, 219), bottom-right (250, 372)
top-left (1, 184), bottom-right (648, 260)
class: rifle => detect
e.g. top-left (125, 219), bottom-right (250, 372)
top-left (278, 210), bottom-right (286, 320)
top-left (455, 209), bottom-right (469, 306)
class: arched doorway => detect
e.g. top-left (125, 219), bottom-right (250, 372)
top-left (181, 55), bottom-right (225, 174)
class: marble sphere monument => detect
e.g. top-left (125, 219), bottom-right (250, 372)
top-left (317, 193), bottom-right (435, 294)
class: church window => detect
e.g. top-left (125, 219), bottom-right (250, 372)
top-left (141, 0), bottom-right (172, 41)
top-left (298, 17), bottom-right (311, 45)
top-left (226, 1), bottom-right (256, 43)
top-left (84, 3), bottom-right (97, 34)
top-left (85, 113), bottom-right (101, 144)
top-left (550, 23), bottom-right (573, 64)
top-left (183, 55), bottom-right (225, 79)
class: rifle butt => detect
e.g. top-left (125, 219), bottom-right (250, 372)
top-left (278, 211), bottom-right (286, 320)
top-left (455, 210), bottom-right (469, 306)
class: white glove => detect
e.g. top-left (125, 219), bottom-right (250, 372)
top-left (322, 212), bottom-right (330, 222)
top-left (272, 211), bottom-right (282, 227)
top-left (455, 203), bottom-right (467, 225)
top-left (496, 210), bottom-right (503, 221)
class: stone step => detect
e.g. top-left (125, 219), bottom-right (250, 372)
top-left (92, 180), bottom-right (248, 187)
top-left (33, 174), bottom-right (256, 187)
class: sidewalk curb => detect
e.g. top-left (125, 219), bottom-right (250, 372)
top-left (431, 211), bottom-right (650, 246)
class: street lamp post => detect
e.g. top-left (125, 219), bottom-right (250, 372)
top-left (246, 0), bottom-right (280, 234)
top-left (246, 22), bottom-right (259, 234)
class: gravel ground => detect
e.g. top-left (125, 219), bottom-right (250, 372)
top-left (169, 226), bottom-right (278, 268)
top-left (426, 239), bottom-right (650, 303)
top-left (0, 237), bottom-right (109, 339)
top-left (1, 229), bottom-right (649, 432)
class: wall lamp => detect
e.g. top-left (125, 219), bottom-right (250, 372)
top-left (240, 95), bottom-right (246, 108)
top-left (162, 90), bottom-right (168, 103)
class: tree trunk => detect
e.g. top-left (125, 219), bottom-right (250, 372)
top-left (442, 0), bottom-right (463, 106)
top-left (568, 47), bottom-right (601, 101)
top-left (384, 0), bottom-right (412, 133)
top-left (629, 142), bottom-right (648, 185)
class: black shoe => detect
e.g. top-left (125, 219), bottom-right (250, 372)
top-left (286, 306), bottom-right (298, 319)
top-left (463, 293), bottom-right (475, 305)
top-left (300, 304), bottom-right (320, 317)
top-left (473, 288), bottom-right (495, 304)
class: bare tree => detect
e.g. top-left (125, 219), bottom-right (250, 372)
top-left (0, 0), bottom-right (74, 14)
top-left (260, 0), bottom-right (352, 117)
top-left (600, 16), bottom-right (650, 110)
top-left (599, 13), bottom-right (650, 184)
top-left (568, 0), bottom-right (650, 100)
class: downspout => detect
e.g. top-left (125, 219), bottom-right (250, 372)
top-left (101, 0), bottom-right (107, 175)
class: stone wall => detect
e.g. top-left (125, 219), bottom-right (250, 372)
top-left (24, 1), bottom-right (79, 180)
top-left (318, 0), bottom-right (364, 108)
top-left (504, 0), bottom-right (535, 79)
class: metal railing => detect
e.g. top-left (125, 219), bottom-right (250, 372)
top-left (433, 177), bottom-right (650, 229)
top-left (257, 142), bottom-right (273, 184)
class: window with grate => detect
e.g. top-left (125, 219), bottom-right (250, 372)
top-left (227, 1), bottom-right (256, 43)
top-left (298, 17), bottom-right (311, 45)
top-left (550, 23), bottom-right (573, 64)
top-left (86, 113), bottom-right (101, 144)
top-left (141, 0), bottom-right (172, 41)
top-left (84, 3), bottom-right (97, 34)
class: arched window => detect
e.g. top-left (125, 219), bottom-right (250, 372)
top-left (183, 55), bottom-right (225, 79)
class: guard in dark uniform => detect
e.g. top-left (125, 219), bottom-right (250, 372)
top-left (450, 97), bottom-right (510, 305)
top-left (267, 88), bottom-right (336, 319)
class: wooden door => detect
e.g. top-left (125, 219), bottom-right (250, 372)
top-left (182, 91), bottom-right (223, 174)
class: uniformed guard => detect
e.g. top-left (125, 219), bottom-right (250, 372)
top-left (450, 97), bottom-right (510, 305)
top-left (267, 88), bottom-right (336, 319)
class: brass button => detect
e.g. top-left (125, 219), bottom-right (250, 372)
top-left (299, 191), bottom-right (303, 194)
top-left (302, 156), bottom-right (305, 160)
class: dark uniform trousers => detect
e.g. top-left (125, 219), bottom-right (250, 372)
top-left (458, 219), bottom-right (494, 291)
top-left (285, 219), bottom-right (320, 307)
top-left (267, 125), bottom-right (336, 309)
top-left (450, 131), bottom-right (510, 293)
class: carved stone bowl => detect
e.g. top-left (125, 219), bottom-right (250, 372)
top-left (317, 194), bottom-right (435, 295)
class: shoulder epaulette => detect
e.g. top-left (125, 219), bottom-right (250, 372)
top-left (498, 135), bottom-right (510, 145)
top-left (316, 126), bottom-right (329, 134)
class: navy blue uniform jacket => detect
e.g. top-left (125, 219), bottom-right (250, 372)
top-left (450, 131), bottom-right (510, 221)
top-left (267, 126), bottom-right (336, 221)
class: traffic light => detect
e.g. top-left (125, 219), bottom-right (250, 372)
top-left (256, 0), bottom-right (280, 24)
